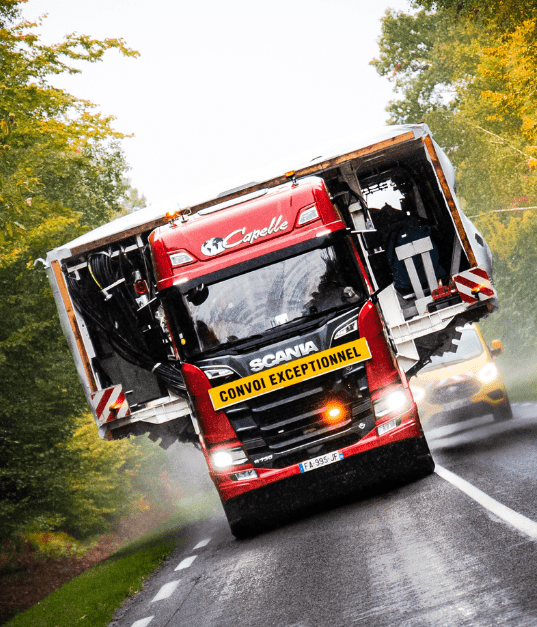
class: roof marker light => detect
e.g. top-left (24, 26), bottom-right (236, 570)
top-left (166, 210), bottom-right (180, 222)
top-left (170, 251), bottom-right (194, 266)
top-left (297, 205), bottom-right (319, 226)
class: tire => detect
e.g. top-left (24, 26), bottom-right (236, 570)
top-left (408, 436), bottom-right (435, 479)
top-left (493, 398), bottom-right (513, 421)
top-left (227, 516), bottom-right (256, 539)
top-left (222, 497), bottom-right (259, 539)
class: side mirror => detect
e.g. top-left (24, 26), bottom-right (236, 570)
top-left (490, 339), bottom-right (503, 357)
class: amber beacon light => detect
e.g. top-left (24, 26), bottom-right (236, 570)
top-left (322, 402), bottom-right (347, 425)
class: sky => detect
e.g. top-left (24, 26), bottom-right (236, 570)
top-left (22, 0), bottom-right (412, 211)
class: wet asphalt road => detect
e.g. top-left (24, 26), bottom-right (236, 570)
top-left (110, 402), bottom-right (537, 627)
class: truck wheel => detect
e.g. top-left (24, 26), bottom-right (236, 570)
top-left (493, 398), bottom-right (513, 421)
top-left (227, 516), bottom-right (256, 539)
top-left (409, 437), bottom-right (435, 479)
top-left (222, 498), bottom-right (258, 539)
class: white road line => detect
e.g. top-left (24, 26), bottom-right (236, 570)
top-left (193, 537), bottom-right (212, 550)
top-left (175, 555), bottom-right (198, 571)
top-left (151, 580), bottom-right (181, 602)
top-left (131, 617), bottom-right (154, 627)
top-left (435, 465), bottom-right (537, 539)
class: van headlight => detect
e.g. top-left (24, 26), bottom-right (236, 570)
top-left (478, 362), bottom-right (499, 383)
top-left (410, 385), bottom-right (426, 402)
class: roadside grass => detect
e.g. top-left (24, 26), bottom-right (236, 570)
top-left (502, 356), bottom-right (537, 403)
top-left (508, 375), bottom-right (537, 403)
top-left (4, 491), bottom-right (220, 627)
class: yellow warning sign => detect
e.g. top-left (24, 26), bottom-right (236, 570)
top-left (209, 338), bottom-right (371, 411)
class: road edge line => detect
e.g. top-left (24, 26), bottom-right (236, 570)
top-left (435, 464), bottom-right (537, 540)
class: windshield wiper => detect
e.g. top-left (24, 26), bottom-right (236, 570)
top-left (204, 334), bottom-right (265, 355)
top-left (198, 306), bottom-right (355, 357)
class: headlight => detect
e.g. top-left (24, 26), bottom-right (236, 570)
top-left (410, 385), bottom-right (426, 402)
top-left (202, 367), bottom-right (235, 379)
top-left (333, 320), bottom-right (358, 341)
top-left (211, 447), bottom-right (248, 469)
top-left (373, 388), bottom-right (412, 420)
top-left (478, 362), bottom-right (499, 383)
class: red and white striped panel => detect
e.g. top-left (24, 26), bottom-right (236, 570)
top-left (453, 267), bottom-right (495, 304)
top-left (91, 385), bottom-right (131, 426)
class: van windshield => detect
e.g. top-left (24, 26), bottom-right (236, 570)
top-left (421, 327), bottom-right (483, 371)
top-left (165, 242), bottom-right (366, 358)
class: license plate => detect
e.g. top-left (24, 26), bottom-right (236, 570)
top-left (299, 451), bottom-right (344, 473)
top-left (442, 399), bottom-right (468, 412)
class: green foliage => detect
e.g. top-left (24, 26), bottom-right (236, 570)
top-left (23, 529), bottom-right (87, 560)
top-left (414, 1), bottom-right (537, 33)
top-left (372, 1), bottom-right (537, 386)
top-left (4, 493), bottom-right (219, 627)
top-left (61, 414), bottom-right (146, 537)
top-left (5, 541), bottom-right (176, 627)
top-left (0, 1), bottom-right (140, 540)
top-left (121, 179), bottom-right (148, 212)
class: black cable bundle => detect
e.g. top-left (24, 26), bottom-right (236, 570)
top-left (67, 250), bottom-right (186, 396)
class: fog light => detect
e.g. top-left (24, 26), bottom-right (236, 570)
top-left (377, 418), bottom-right (401, 436)
top-left (323, 402), bottom-right (346, 425)
top-left (231, 470), bottom-right (258, 481)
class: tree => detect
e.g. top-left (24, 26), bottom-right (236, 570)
top-left (121, 180), bottom-right (148, 213)
top-left (372, 0), bottom-right (537, 204)
top-left (0, 1), bottom-right (141, 539)
top-left (371, 1), bottom-right (537, 373)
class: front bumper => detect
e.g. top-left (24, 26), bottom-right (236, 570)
top-left (417, 385), bottom-right (508, 425)
top-left (214, 409), bottom-right (423, 502)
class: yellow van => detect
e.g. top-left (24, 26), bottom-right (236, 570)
top-left (410, 324), bottom-right (512, 426)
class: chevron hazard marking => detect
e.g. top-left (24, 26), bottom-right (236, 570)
top-left (91, 385), bottom-right (131, 425)
top-left (453, 267), bottom-right (495, 304)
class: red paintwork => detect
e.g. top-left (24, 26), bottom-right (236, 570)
top-left (182, 300), bottom-right (419, 504)
top-left (150, 177), bottom-right (345, 291)
top-left (214, 410), bottom-right (423, 501)
top-left (181, 363), bottom-right (238, 445)
top-left (358, 302), bottom-right (400, 393)
top-left (158, 177), bottom-right (421, 506)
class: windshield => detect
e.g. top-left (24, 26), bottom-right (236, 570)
top-left (166, 242), bottom-right (366, 358)
top-left (421, 327), bottom-right (484, 371)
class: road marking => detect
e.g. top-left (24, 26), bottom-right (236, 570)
top-left (131, 617), bottom-right (154, 627)
top-left (175, 555), bottom-right (198, 571)
top-left (193, 537), bottom-right (212, 550)
top-left (435, 465), bottom-right (537, 539)
top-left (151, 580), bottom-right (181, 602)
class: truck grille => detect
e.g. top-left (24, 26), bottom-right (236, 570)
top-left (225, 365), bottom-right (374, 468)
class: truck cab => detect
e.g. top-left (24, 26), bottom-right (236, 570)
top-left (148, 177), bottom-right (431, 535)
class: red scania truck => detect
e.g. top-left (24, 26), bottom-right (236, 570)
top-left (46, 124), bottom-right (497, 536)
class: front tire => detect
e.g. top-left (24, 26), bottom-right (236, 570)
top-left (222, 496), bottom-right (259, 539)
top-left (493, 398), bottom-right (513, 421)
top-left (407, 436), bottom-right (435, 479)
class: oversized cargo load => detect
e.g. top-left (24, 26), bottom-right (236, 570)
top-left (47, 124), bottom-right (496, 535)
